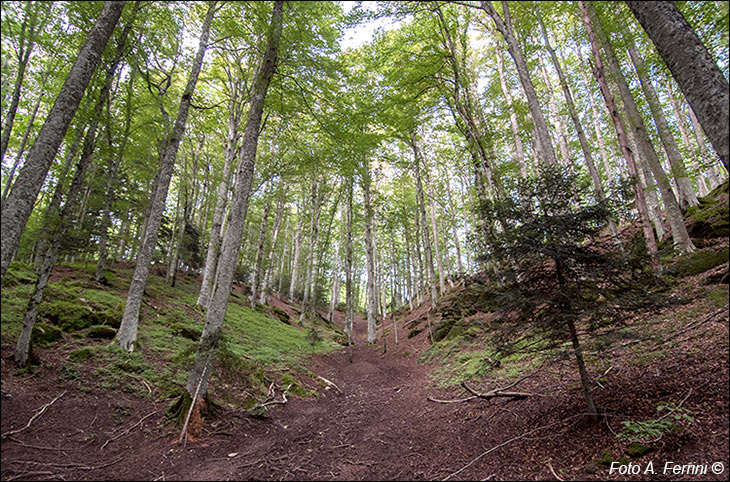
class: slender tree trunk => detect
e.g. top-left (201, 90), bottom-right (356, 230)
top-left (1, 92), bottom-right (42, 210)
top-left (496, 47), bottom-right (527, 177)
top-left (410, 132), bottom-right (438, 307)
top-left (480, 0), bottom-right (557, 166)
top-left (327, 226), bottom-right (342, 324)
top-left (580, 1), bottom-right (658, 269)
top-left (688, 106), bottom-right (723, 190)
top-left (185, 0), bottom-right (283, 399)
top-left (666, 81), bottom-right (710, 197)
top-left (289, 203), bottom-right (305, 301)
top-left (298, 177), bottom-right (323, 324)
top-left (362, 170), bottom-right (377, 343)
top-left (115, 2), bottom-right (216, 351)
top-left (344, 179), bottom-right (354, 341)
top-left (197, 106), bottom-right (238, 307)
top-left (1, 0), bottom-right (125, 283)
top-left (578, 56), bottom-right (616, 185)
top-left (626, 38), bottom-right (699, 209)
top-left (590, 3), bottom-right (694, 254)
top-left (537, 55), bottom-right (572, 169)
top-left (626, 1), bottom-right (728, 172)
top-left (0, 1), bottom-right (41, 163)
top-left (424, 168), bottom-right (445, 296)
top-left (96, 68), bottom-right (135, 283)
top-left (249, 191), bottom-right (272, 307)
top-left (260, 191), bottom-right (285, 305)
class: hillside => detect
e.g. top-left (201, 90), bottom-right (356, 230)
top-left (1, 184), bottom-right (728, 481)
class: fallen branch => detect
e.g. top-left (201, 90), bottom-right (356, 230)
top-left (317, 375), bottom-right (342, 394)
top-left (548, 461), bottom-right (564, 481)
top-left (102, 410), bottom-right (158, 449)
top-left (442, 413), bottom-right (588, 481)
top-left (1, 391), bottom-right (66, 439)
top-left (461, 382), bottom-right (531, 400)
top-left (674, 304), bottom-right (728, 337)
top-left (428, 395), bottom-right (478, 404)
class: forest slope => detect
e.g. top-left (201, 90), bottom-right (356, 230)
top-left (1, 183), bottom-right (728, 481)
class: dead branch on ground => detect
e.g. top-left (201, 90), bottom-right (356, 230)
top-left (1, 391), bottom-right (66, 439)
top-left (427, 373), bottom-right (535, 404)
top-left (102, 410), bottom-right (158, 449)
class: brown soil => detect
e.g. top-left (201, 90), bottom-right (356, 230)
top-left (2, 267), bottom-right (729, 481)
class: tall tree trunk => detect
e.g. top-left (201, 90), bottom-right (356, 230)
top-left (496, 47), bottom-right (527, 177)
top-left (298, 177), bottom-right (323, 324)
top-left (1, 0), bottom-right (125, 283)
top-left (260, 190), bottom-right (285, 305)
top-left (196, 96), bottom-right (239, 306)
top-left (186, 0), bottom-right (283, 399)
top-left (96, 67), bottom-right (135, 283)
top-left (327, 214), bottom-right (342, 325)
top-left (590, 3), bottom-right (695, 254)
top-left (424, 168), bottom-right (445, 296)
top-left (538, 17), bottom-right (619, 241)
top-left (687, 106), bottom-right (723, 190)
top-left (344, 179), bottom-right (354, 341)
top-left (362, 169), bottom-right (377, 343)
top-left (579, 1), bottom-right (658, 269)
top-left (249, 189), bottom-right (272, 307)
top-left (115, 2), bottom-right (216, 351)
top-left (0, 1), bottom-right (42, 162)
top-left (288, 202), bottom-right (305, 301)
top-left (626, 1), bottom-right (729, 172)
top-left (410, 132), bottom-right (437, 307)
top-left (480, 0), bottom-right (557, 166)
top-left (666, 80), bottom-right (710, 196)
top-left (626, 37), bottom-right (699, 209)
top-left (1, 91), bottom-right (42, 210)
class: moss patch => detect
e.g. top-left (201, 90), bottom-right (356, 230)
top-left (667, 247), bottom-right (729, 277)
top-left (31, 322), bottom-right (63, 346)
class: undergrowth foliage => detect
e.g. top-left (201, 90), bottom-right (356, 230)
top-left (478, 165), bottom-right (666, 417)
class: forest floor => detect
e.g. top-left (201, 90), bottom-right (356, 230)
top-left (2, 184), bottom-right (729, 480)
top-left (1, 265), bottom-right (728, 481)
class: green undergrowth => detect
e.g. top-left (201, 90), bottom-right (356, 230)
top-left (1, 262), bottom-right (343, 408)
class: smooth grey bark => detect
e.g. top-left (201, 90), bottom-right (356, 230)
top-left (537, 55), bottom-right (572, 169)
top-left (590, 4), bottom-right (694, 254)
top-left (480, 0), bottom-right (557, 166)
top-left (537, 18), bottom-right (619, 242)
top-left (444, 176), bottom-right (463, 275)
top-left (409, 132), bottom-right (437, 308)
top-left (687, 106), bottom-right (723, 190)
top-left (1, 0), bottom-right (125, 283)
top-left (496, 47), bottom-right (527, 177)
top-left (1, 92), bottom-right (42, 210)
top-left (666, 81), bottom-right (710, 197)
top-left (185, 0), bottom-right (283, 399)
top-left (327, 215), bottom-right (342, 325)
top-left (424, 168), bottom-right (445, 297)
top-left (580, 1), bottom-right (659, 268)
top-left (0, 1), bottom-right (42, 162)
top-left (626, 1), bottom-right (729, 172)
top-left (14, 7), bottom-right (134, 365)
top-left (115, 2), bottom-right (216, 350)
top-left (298, 177), bottom-right (323, 324)
top-left (344, 179), bottom-right (354, 341)
top-left (288, 202), bottom-right (305, 301)
top-left (96, 67), bottom-right (135, 283)
top-left (260, 191), bottom-right (285, 305)
top-left (196, 106), bottom-right (239, 307)
top-left (249, 190), bottom-right (272, 307)
top-left (625, 37), bottom-right (699, 209)
top-left (362, 169), bottom-right (377, 344)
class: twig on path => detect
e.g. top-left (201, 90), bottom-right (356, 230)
top-left (102, 410), bottom-right (158, 449)
top-left (427, 374), bottom-right (535, 404)
top-left (316, 374), bottom-right (342, 394)
top-left (2, 391), bottom-right (66, 439)
top-left (548, 461), bottom-right (564, 481)
top-left (442, 413), bottom-right (588, 481)
top-left (428, 394), bottom-right (478, 404)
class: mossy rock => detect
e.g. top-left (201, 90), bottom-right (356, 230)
top-left (69, 346), bottom-right (95, 362)
top-left (687, 182), bottom-right (730, 239)
top-left (39, 300), bottom-right (96, 331)
top-left (269, 306), bottom-right (292, 325)
top-left (332, 333), bottom-right (348, 345)
top-left (625, 442), bottom-right (652, 458)
top-left (171, 322), bottom-right (202, 341)
top-left (87, 325), bottom-right (117, 339)
top-left (31, 322), bottom-right (63, 346)
top-left (667, 247), bottom-right (729, 277)
top-left (445, 323), bottom-right (464, 341)
top-left (432, 318), bottom-right (458, 342)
